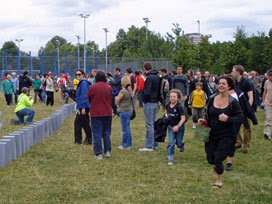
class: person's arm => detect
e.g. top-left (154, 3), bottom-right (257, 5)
top-left (172, 115), bottom-right (186, 132)
top-left (142, 77), bottom-right (152, 102)
top-left (247, 90), bottom-right (253, 106)
top-left (219, 100), bottom-right (244, 124)
top-left (115, 91), bottom-right (123, 105)
top-left (262, 82), bottom-right (267, 103)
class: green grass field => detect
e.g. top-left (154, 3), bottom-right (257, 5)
top-left (0, 92), bottom-right (271, 203)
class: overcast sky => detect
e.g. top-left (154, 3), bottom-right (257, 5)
top-left (0, 0), bottom-right (271, 55)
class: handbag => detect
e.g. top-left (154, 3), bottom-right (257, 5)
top-left (130, 96), bottom-right (136, 120)
top-left (194, 124), bottom-right (210, 142)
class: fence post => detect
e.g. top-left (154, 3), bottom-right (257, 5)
top-left (4, 54), bottom-right (8, 73)
top-left (29, 51), bottom-right (33, 76)
top-left (41, 50), bottom-right (45, 74)
top-left (64, 53), bottom-right (68, 74)
top-left (53, 53), bottom-right (57, 76)
top-left (17, 51), bottom-right (20, 74)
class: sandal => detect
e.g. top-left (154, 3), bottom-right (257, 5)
top-left (212, 183), bottom-right (222, 189)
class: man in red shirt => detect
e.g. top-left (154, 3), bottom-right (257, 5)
top-left (135, 70), bottom-right (145, 107)
top-left (88, 70), bottom-right (112, 160)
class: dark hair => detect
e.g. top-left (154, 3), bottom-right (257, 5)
top-left (107, 72), bottom-right (113, 78)
top-left (126, 67), bottom-right (132, 74)
top-left (21, 87), bottom-right (29, 94)
top-left (95, 70), bottom-right (107, 83)
top-left (267, 69), bottom-right (272, 76)
top-left (44, 73), bottom-right (48, 78)
top-left (160, 67), bottom-right (167, 73)
top-left (134, 71), bottom-right (139, 76)
top-left (23, 70), bottom-right (28, 76)
top-left (143, 62), bottom-right (152, 71)
top-left (75, 69), bottom-right (85, 76)
top-left (115, 67), bottom-right (121, 72)
top-left (233, 65), bottom-right (244, 75)
top-left (169, 89), bottom-right (182, 100)
top-left (218, 76), bottom-right (235, 90)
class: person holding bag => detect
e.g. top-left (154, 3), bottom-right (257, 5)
top-left (115, 76), bottom-right (134, 149)
top-left (198, 76), bottom-right (243, 189)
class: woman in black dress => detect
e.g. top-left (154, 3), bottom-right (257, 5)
top-left (198, 76), bottom-right (243, 188)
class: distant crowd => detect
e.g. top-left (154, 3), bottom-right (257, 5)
top-left (1, 63), bottom-right (272, 189)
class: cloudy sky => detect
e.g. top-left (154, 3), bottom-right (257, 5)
top-left (0, 0), bottom-right (271, 55)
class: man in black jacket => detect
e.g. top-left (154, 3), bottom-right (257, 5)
top-left (139, 62), bottom-right (160, 152)
top-left (19, 70), bottom-right (32, 95)
top-left (110, 67), bottom-right (122, 115)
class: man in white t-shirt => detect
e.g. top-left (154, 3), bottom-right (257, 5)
top-left (262, 69), bottom-right (272, 140)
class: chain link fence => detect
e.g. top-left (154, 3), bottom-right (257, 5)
top-left (0, 53), bottom-right (174, 78)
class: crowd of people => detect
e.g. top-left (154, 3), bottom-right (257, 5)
top-left (1, 62), bottom-right (272, 189)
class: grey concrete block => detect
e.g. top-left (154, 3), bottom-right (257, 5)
top-left (3, 136), bottom-right (17, 160)
top-left (20, 127), bottom-right (34, 147)
top-left (0, 142), bottom-right (7, 168)
top-left (8, 133), bottom-right (22, 157)
top-left (41, 119), bottom-right (50, 137)
top-left (12, 131), bottom-right (26, 153)
top-left (29, 125), bottom-right (39, 145)
top-left (33, 122), bottom-right (45, 142)
top-left (0, 139), bottom-right (12, 163)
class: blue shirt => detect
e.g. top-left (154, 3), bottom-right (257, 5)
top-left (76, 79), bottom-right (91, 109)
top-left (11, 77), bottom-right (19, 91)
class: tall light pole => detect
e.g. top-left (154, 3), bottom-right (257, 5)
top-left (103, 28), bottom-right (109, 71)
top-left (142, 17), bottom-right (150, 40)
top-left (78, 13), bottom-right (90, 73)
top-left (196, 20), bottom-right (200, 34)
top-left (76, 35), bottom-right (80, 69)
top-left (56, 40), bottom-right (60, 75)
top-left (15, 38), bottom-right (23, 74)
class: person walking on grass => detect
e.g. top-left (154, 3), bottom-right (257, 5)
top-left (190, 82), bottom-right (207, 129)
top-left (139, 62), bottom-right (161, 152)
top-left (88, 70), bottom-right (112, 160)
top-left (1, 73), bottom-right (15, 107)
top-left (198, 76), bottom-right (243, 189)
top-left (33, 74), bottom-right (42, 103)
top-left (74, 69), bottom-right (92, 145)
top-left (10, 72), bottom-right (19, 104)
top-left (45, 73), bottom-right (54, 106)
top-left (11, 87), bottom-right (35, 125)
top-left (262, 69), bottom-right (272, 140)
top-left (165, 89), bottom-right (186, 165)
top-left (115, 76), bottom-right (133, 149)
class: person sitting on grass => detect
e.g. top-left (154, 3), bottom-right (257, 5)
top-left (11, 87), bottom-right (35, 125)
top-left (165, 89), bottom-right (186, 165)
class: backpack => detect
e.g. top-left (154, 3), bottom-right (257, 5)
top-left (160, 78), bottom-right (169, 103)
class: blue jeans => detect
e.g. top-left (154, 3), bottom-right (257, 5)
top-left (167, 126), bottom-right (185, 161)
top-left (91, 116), bottom-right (112, 156)
top-left (41, 90), bottom-right (46, 103)
top-left (143, 102), bottom-right (159, 149)
top-left (16, 108), bottom-right (35, 124)
top-left (120, 111), bottom-right (132, 148)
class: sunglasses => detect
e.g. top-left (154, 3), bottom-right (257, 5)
top-left (76, 73), bottom-right (82, 76)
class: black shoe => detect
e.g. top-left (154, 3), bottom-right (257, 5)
top-left (75, 141), bottom-right (82, 145)
top-left (235, 145), bottom-right (242, 150)
top-left (83, 140), bottom-right (92, 145)
top-left (264, 134), bottom-right (271, 140)
top-left (180, 146), bottom-right (185, 152)
top-left (226, 163), bottom-right (233, 171)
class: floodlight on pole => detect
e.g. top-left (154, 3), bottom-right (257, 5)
top-left (78, 12), bottom-right (90, 73)
top-left (142, 17), bottom-right (150, 40)
top-left (56, 40), bottom-right (60, 75)
top-left (15, 38), bottom-right (24, 56)
top-left (103, 28), bottom-right (109, 71)
top-left (76, 35), bottom-right (80, 69)
top-left (196, 20), bottom-right (200, 34)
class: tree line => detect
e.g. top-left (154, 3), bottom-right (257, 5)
top-left (1, 24), bottom-right (272, 74)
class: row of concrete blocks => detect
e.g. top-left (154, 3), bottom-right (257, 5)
top-left (0, 103), bottom-right (76, 168)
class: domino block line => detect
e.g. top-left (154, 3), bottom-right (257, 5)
top-left (0, 102), bottom-right (76, 168)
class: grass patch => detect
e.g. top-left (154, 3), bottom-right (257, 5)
top-left (0, 92), bottom-right (272, 203)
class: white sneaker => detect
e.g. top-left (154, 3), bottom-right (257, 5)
top-left (139, 148), bottom-right (153, 152)
top-left (168, 160), bottom-right (174, 165)
top-left (105, 151), bottom-right (111, 158)
top-left (192, 123), bottom-right (196, 129)
top-left (94, 154), bottom-right (103, 160)
top-left (117, 145), bottom-right (124, 150)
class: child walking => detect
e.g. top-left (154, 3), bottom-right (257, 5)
top-left (165, 89), bottom-right (186, 165)
top-left (190, 82), bottom-right (207, 128)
